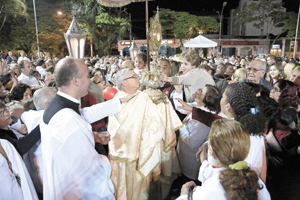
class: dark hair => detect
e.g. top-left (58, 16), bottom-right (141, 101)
top-left (276, 79), bottom-right (298, 109)
top-left (91, 68), bottom-right (105, 78)
top-left (135, 53), bottom-right (147, 63)
top-left (0, 72), bottom-right (12, 87)
top-left (225, 82), bottom-right (267, 135)
top-left (45, 66), bottom-right (55, 74)
top-left (19, 60), bottom-right (29, 69)
top-left (0, 100), bottom-right (5, 108)
top-left (36, 59), bottom-right (45, 66)
top-left (8, 83), bottom-right (31, 101)
top-left (54, 58), bottom-right (81, 87)
top-left (203, 85), bottom-right (221, 111)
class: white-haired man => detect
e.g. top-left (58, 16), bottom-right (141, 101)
top-left (36, 58), bottom-right (136, 200)
top-left (240, 59), bottom-right (273, 91)
top-left (108, 68), bottom-right (182, 200)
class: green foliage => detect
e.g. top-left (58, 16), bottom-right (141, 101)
top-left (67, 0), bottom-right (130, 56)
top-left (158, 8), bottom-right (219, 50)
top-left (0, 0), bottom-right (28, 30)
top-left (0, 0), bottom-right (69, 56)
top-left (281, 12), bottom-right (299, 38)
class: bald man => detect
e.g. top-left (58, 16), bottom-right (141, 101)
top-left (122, 59), bottom-right (134, 69)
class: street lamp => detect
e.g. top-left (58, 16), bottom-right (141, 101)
top-left (57, 11), bottom-right (63, 15)
top-left (217, 1), bottom-right (227, 54)
top-left (129, 39), bottom-right (139, 61)
top-left (64, 17), bottom-right (86, 59)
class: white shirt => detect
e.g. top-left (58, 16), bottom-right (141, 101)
top-left (17, 57), bottom-right (30, 64)
top-left (36, 66), bottom-right (46, 79)
top-left (177, 167), bottom-right (270, 200)
top-left (18, 73), bottom-right (39, 86)
top-left (37, 92), bottom-right (121, 200)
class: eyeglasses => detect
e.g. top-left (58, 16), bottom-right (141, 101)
top-left (271, 87), bottom-right (281, 93)
top-left (246, 68), bottom-right (264, 73)
top-left (0, 108), bottom-right (9, 118)
top-left (124, 74), bottom-right (139, 81)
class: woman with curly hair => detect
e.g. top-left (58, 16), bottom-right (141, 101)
top-left (8, 83), bottom-right (32, 103)
top-left (177, 119), bottom-right (270, 200)
top-left (176, 82), bottom-right (268, 182)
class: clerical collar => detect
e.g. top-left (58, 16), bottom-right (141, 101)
top-left (57, 91), bottom-right (80, 104)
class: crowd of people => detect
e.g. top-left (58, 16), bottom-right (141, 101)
top-left (0, 49), bottom-right (300, 200)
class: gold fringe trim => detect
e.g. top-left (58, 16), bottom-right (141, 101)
top-left (174, 124), bottom-right (184, 131)
top-left (96, 0), bottom-right (147, 7)
top-left (164, 138), bottom-right (176, 153)
top-left (137, 162), bottom-right (160, 180)
top-left (108, 155), bottom-right (137, 164)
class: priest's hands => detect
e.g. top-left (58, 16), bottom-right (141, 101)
top-left (175, 98), bottom-right (193, 112)
top-left (95, 131), bottom-right (111, 145)
top-left (119, 92), bottom-right (139, 103)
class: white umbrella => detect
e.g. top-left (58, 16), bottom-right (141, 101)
top-left (184, 35), bottom-right (217, 48)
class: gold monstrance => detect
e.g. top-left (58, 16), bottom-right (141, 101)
top-left (141, 7), bottom-right (167, 104)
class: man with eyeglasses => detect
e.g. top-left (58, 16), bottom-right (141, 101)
top-left (240, 60), bottom-right (273, 91)
top-left (108, 68), bottom-right (182, 200)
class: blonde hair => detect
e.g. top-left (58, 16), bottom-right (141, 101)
top-left (180, 49), bottom-right (201, 67)
top-left (233, 68), bottom-right (247, 82)
top-left (291, 66), bottom-right (300, 75)
top-left (284, 62), bottom-right (296, 80)
top-left (209, 119), bottom-right (261, 200)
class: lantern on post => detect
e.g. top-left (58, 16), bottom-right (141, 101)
top-left (64, 17), bottom-right (86, 59)
top-left (129, 39), bottom-right (139, 61)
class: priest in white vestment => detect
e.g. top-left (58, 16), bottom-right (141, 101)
top-left (108, 68), bottom-right (182, 200)
top-left (36, 58), bottom-right (137, 200)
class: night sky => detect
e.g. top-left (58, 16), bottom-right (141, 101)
top-left (124, 0), bottom-right (299, 38)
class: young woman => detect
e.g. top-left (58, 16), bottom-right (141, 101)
top-left (177, 119), bottom-right (270, 200)
top-left (8, 83), bottom-right (32, 104)
top-left (266, 64), bottom-right (284, 85)
top-left (91, 68), bottom-right (107, 91)
top-left (160, 49), bottom-right (215, 103)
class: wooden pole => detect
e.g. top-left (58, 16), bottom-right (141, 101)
top-left (146, 0), bottom-right (150, 68)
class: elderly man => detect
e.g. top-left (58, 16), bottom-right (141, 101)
top-left (37, 57), bottom-right (135, 200)
top-left (18, 60), bottom-right (39, 86)
top-left (241, 59), bottom-right (273, 91)
top-left (6, 51), bottom-right (15, 64)
top-left (108, 68), bottom-right (182, 200)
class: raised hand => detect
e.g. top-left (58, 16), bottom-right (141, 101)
top-left (175, 98), bottom-right (193, 112)
top-left (0, 60), bottom-right (10, 75)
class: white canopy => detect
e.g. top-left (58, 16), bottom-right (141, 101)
top-left (184, 35), bottom-right (217, 48)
